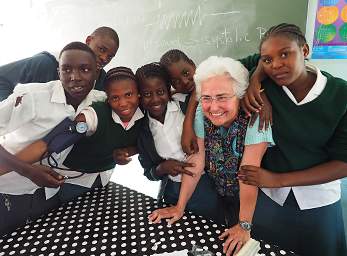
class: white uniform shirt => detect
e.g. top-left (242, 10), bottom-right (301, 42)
top-left (148, 101), bottom-right (186, 182)
top-left (0, 81), bottom-right (108, 196)
top-left (82, 106), bottom-right (144, 135)
top-left (261, 62), bottom-right (341, 210)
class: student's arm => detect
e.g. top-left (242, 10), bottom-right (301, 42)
top-left (0, 113), bottom-right (89, 176)
top-left (239, 57), bottom-right (273, 130)
top-left (219, 142), bottom-right (267, 256)
top-left (148, 137), bottom-right (205, 224)
top-left (239, 111), bottom-right (347, 187)
top-left (0, 145), bottom-right (64, 187)
top-left (0, 52), bottom-right (58, 101)
top-left (239, 160), bottom-right (347, 187)
top-left (181, 89), bottom-right (199, 155)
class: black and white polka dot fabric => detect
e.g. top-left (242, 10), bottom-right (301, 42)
top-left (0, 183), bottom-right (298, 256)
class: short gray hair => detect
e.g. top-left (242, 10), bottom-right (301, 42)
top-left (194, 56), bottom-right (249, 100)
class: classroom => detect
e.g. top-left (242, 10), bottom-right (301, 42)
top-left (0, 0), bottom-right (346, 255)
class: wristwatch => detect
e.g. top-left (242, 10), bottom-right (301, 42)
top-left (239, 221), bottom-right (252, 231)
top-left (75, 122), bottom-right (88, 134)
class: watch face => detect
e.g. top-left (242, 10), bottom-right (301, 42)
top-left (239, 221), bottom-right (252, 231)
top-left (76, 122), bottom-right (88, 133)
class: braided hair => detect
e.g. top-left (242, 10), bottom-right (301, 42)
top-left (260, 23), bottom-right (307, 51)
top-left (135, 62), bottom-right (171, 94)
top-left (160, 49), bottom-right (195, 68)
top-left (104, 66), bottom-right (137, 91)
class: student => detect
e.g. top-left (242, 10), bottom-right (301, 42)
top-left (160, 49), bottom-right (196, 110)
top-left (0, 26), bottom-right (119, 101)
top-left (0, 41), bottom-right (106, 236)
top-left (238, 23), bottom-right (347, 256)
top-left (58, 66), bottom-right (144, 202)
top-left (3, 67), bottom-right (144, 203)
top-left (136, 62), bottom-right (223, 223)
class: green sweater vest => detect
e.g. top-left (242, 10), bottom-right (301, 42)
top-left (63, 102), bottom-right (143, 172)
top-left (262, 71), bottom-right (347, 173)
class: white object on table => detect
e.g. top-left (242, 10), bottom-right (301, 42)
top-left (235, 238), bottom-right (261, 256)
top-left (151, 249), bottom-right (188, 256)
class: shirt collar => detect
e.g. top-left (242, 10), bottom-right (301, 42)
top-left (50, 82), bottom-right (105, 111)
top-left (112, 107), bottom-right (144, 130)
top-left (172, 93), bottom-right (188, 102)
top-left (50, 81), bottom-right (67, 104)
top-left (148, 101), bottom-right (180, 127)
top-left (282, 62), bottom-right (327, 105)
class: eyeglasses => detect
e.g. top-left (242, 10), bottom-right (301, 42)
top-left (199, 94), bottom-right (236, 104)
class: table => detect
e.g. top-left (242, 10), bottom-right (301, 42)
top-left (0, 182), bottom-right (298, 256)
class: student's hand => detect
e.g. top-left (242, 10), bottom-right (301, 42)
top-left (113, 148), bottom-right (132, 165)
top-left (219, 224), bottom-right (250, 256)
top-left (181, 124), bottom-right (198, 155)
top-left (248, 93), bottom-right (273, 131)
top-left (238, 165), bottom-right (281, 188)
top-left (241, 61), bottom-right (266, 117)
top-left (148, 205), bottom-right (184, 225)
top-left (28, 165), bottom-right (64, 188)
top-left (156, 160), bottom-right (195, 177)
top-left (241, 81), bottom-right (262, 117)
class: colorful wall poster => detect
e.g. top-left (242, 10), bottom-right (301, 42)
top-left (312, 0), bottom-right (347, 59)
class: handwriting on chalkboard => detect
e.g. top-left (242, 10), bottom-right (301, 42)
top-left (145, 5), bottom-right (242, 30)
top-left (143, 26), bottom-right (267, 51)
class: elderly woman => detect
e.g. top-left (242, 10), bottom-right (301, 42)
top-left (148, 56), bottom-right (274, 255)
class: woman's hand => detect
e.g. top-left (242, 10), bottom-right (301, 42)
top-left (219, 224), bottom-right (251, 256)
top-left (156, 159), bottom-right (195, 177)
top-left (148, 205), bottom-right (184, 225)
top-left (238, 165), bottom-right (281, 188)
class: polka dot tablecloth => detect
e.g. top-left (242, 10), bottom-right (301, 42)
top-left (0, 182), bottom-right (298, 256)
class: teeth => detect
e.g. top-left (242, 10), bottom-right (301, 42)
top-left (71, 86), bottom-right (83, 92)
top-left (210, 112), bottom-right (223, 116)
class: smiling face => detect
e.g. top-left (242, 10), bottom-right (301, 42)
top-left (260, 35), bottom-right (309, 87)
top-left (201, 74), bottom-right (239, 128)
top-left (106, 79), bottom-right (139, 122)
top-left (166, 59), bottom-right (196, 93)
top-left (139, 77), bottom-right (169, 123)
top-left (59, 49), bottom-right (97, 107)
top-left (86, 35), bottom-right (118, 71)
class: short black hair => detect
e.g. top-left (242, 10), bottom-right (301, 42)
top-left (160, 49), bottom-right (195, 68)
top-left (135, 62), bottom-right (171, 93)
top-left (260, 23), bottom-right (307, 51)
top-left (91, 26), bottom-right (119, 47)
top-left (104, 66), bottom-right (137, 91)
top-left (59, 41), bottom-right (96, 61)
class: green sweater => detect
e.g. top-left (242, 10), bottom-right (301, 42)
top-left (63, 101), bottom-right (143, 172)
top-left (262, 71), bottom-right (347, 173)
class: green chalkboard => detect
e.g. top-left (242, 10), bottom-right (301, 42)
top-left (41, 0), bottom-right (309, 69)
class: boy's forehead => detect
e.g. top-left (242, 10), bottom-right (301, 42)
top-left (59, 49), bottom-right (95, 65)
top-left (92, 34), bottom-right (118, 48)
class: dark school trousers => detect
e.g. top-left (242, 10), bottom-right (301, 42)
top-left (0, 188), bottom-right (60, 237)
top-left (58, 174), bottom-right (103, 203)
top-left (252, 190), bottom-right (347, 256)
